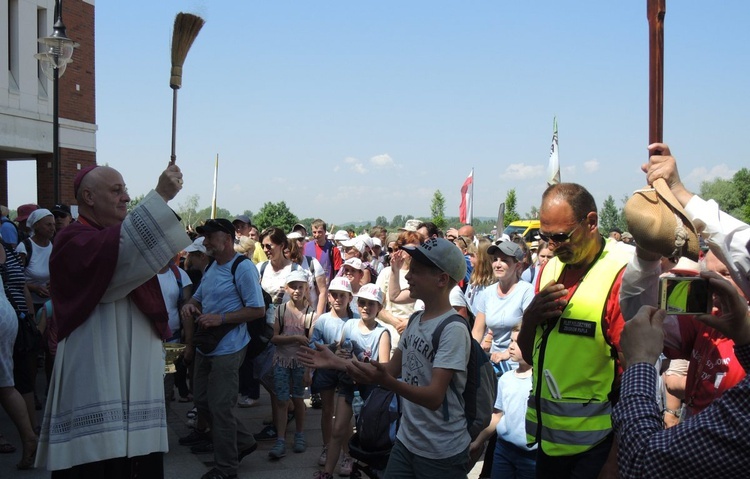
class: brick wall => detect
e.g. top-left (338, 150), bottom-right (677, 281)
top-left (35, 149), bottom-right (96, 208)
top-left (59, 0), bottom-right (96, 124)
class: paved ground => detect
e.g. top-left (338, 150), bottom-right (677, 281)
top-left (1, 379), bottom-right (485, 478)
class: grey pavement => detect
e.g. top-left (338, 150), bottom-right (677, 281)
top-left (1, 378), bottom-right (484, 478)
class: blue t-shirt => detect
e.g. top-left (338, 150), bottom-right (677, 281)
top-left (476, 281), bottom-right (534, 352)
top-left (340, 318), bottom-right (389, 362)
top-left (310, 312), bottom-right (350, 347)
top-left (193, 255), bottom-right (264, 356)
top-left (0, 217), bottom-right (18, 245)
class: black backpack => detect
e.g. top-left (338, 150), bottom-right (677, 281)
top-left (356, 386), bottom-right (401, 453)
top-left (408, 312), bottom-right (497, 440)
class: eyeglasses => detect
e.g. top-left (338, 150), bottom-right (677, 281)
top-left (261, 243), bottom-right (275, 250)
top-left (538, 220), bottom-right (585, 244)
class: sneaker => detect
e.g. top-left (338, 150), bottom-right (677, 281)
top-left (237, 395), bottom-right (258, 408)
top-left (293, 432), bottom-right (306, 453)
top-left (185, 418), bottom-right (196, 429)
top-left (268, 440), bottom-right (286, 459)
top-left (310, 393), bottom-right (323, 409)
top-left (339, 454), bottom-right (353, 476)
top-left (186, 406), bottom-right (198, 419)
top-left (314, 471), bottom-right (334, 479)
top-left (201, 467), bottom-right (238, 479)
top-left (318, 445), bottom-right (328, 466)
top-left (254, 425), bottom-right (277, 442)
top-left (178, 429), bottom-right (210, 446)
top-left (238, 442), bottom-right (258, 463)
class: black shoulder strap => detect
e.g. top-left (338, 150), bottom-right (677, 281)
top-left (431, 314), bottom-right (469, 353)
top-left (260, 260), bottom-right (268, 280)
top-left (22, 238), bottom-right (33, 266)
top-left (230, 255), bottom-right (249, 306)
top-left (306, 256), bottom-right (315, 276)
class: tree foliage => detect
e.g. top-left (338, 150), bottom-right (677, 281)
top-left (375, 216), bottom-right (388, 227)
top-left (700, 168), bottom-right (750, 223)
top-left (504, 189), bottom-right (520, 226)
top-left (253, 201), bottom-right (299, 232)
top-left (196, 206), bottom-right (233, 222)
top-left (430, 190), bottom-right (447, 229)
top-left (525, 205), bottom-right (540, 220)
top-left (127, 194), bottom-right (146, 213)
top-left (176, 194), bottom-right (201, 229)
top-left (598, 195), bottom-right (626, 235)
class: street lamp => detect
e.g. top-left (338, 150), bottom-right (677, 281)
top-left (35, 0), bottom-right (78, 205)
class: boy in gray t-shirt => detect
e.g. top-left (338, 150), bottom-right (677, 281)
top-left (300, 238), bottom-right (472, 478)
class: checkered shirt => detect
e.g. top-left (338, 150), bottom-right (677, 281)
top-left (613, 343), bottom-right (750, 478)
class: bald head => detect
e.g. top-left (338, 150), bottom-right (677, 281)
top-left (458, 225), bottom-right (475, 239)
top-left (77, 166), bottom-right (131, 228)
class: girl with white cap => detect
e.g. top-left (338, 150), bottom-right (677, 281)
top-left (314, 283), bottom-right (390, 479)
top-left (309, 277), bottom-right (356, 470)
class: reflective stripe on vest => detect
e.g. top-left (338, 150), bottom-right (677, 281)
top-left (526, 238), bottom-right (628, 456)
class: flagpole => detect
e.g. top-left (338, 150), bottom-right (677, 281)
top-left (211, 153), bottom-right (218, 219)
top-left (469, 167), bottom-right (474, 225)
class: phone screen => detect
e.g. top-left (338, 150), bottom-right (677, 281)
top-left (659, 277), bottom-right (711, 315)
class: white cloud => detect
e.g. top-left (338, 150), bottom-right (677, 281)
top-left (369, 154), bottom-right (396, 168)
top-left (683, 164), bottom-right (735, 187)
top-left (333, 165), bottom-right (341, 172)
top-left (343, 156), bottom-right (367, 174)
top-left (583, 159), bottom-right (600, 173)
top-left (499, 163), bottom-right (545, 181)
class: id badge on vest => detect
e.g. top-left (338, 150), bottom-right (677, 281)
top-left (558, 318), bottom-right (596, 338)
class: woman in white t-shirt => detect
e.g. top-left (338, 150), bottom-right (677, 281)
top-left (16, 209), bottom-right (55, 310)
top-left (287, 235), bottom-right (328, 316)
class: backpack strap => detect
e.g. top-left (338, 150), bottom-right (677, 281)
top-left (259, 260), bottom-right (268, 280)
top-left (275, 301), bottom-right (287, 335)
top-left (22, 238), bottom-right (33, 267)
top-left (430, 314), bottom-right (470, 421)
top-left (305, 256), bottom-right (315, 277)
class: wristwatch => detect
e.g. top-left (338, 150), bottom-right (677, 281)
top-left (663, 407), bottom-right (681, 418)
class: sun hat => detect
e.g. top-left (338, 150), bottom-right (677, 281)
top-left (357, 283), bottom-right (384, 305)
top-left (399, 219), bottom-right (421, 232)
top-left (401, 237), bottom-right (467, 283)
top-left (334, 230), bottom-right (350, 242)
top-left (624, 179), bottom-right (700, 261)
top-left (343, 257), bottom-right (363, 270)
top-left (15, 204), bottom-right (39, 223)
top-left (184, 236), bottom-right (207, 254)
top-left (329, 277), bottom-right (353, 294)
top-left (285, 269), bottom-right (310, 285)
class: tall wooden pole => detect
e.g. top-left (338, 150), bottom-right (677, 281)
top-left (648, 0), bottom-right (666, 145)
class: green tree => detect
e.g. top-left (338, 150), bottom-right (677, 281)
top-left (375, 216), bottom-right (389, 227)
top-left (390, 215), bottom-right (405, 229)
top-left (253, 201), bottom-right (299, 231)
top-left (176, 194), bottom-right (200, 229)
top-left (701, 168), bottom-right (750, 223)
top-left (127, 194), bottom-right (145, 213)
top-left (598, 195), bottom-right (622, 235)
top-left (525, 205), bottom-right (540, 220)
top-left (241, 210), bottom-right (254, 222)
top-left (195, 206), bottom-right (233, 222)
top-left (504, 189), bottom-right (520, 226)
top-left (430, 190), bottom-right (447, 229)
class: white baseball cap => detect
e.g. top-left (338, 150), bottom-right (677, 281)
top-left (184, 236), bottom-right (207, 254)
top-left (285, 269), bottom-right (310, 285)
top-left (357, 283), bottom-right (384, 304)
top-left (343, 257), bottom-right (363, 270)
top-left (329, 277), bottom-right (353, 294)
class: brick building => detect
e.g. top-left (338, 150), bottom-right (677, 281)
top-left (0, 0), bottom-right (96, 210)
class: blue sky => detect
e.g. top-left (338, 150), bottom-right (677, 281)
top-left (10, 1), bottom-right (750, 226)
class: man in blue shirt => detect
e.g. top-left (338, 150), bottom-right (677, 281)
top-left (181, 218), bottom-right (265, 479)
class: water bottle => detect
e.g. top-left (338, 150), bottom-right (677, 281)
top-left (352, 390), bottom-right (364, 421)
top-left (341, 337), bottom-right (353, 356)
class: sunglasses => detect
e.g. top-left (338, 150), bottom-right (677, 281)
top-left (261, 243), bottom-right (275, 250)
top-left (538, 220), bottom-right (584, 244)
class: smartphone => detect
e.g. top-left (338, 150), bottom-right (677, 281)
top-left (659, 277), bottom-right (711, 315)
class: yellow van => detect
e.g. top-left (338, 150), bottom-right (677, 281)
top-left (502, 220), bottom-right (540, 246)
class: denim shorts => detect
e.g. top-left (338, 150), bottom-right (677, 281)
top-left (311, 368), bottom-right (340, 393)
top-left (273, 364), bottom-right (306, 399)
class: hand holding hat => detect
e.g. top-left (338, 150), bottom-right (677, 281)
top-left (624, 143), bottom-right (700, 261)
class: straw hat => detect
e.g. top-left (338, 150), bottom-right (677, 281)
top-left (624, 179), bottom-right (700, 261)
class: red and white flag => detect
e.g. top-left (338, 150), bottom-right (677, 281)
top-left (459, 169), bottom-right (474, 224)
